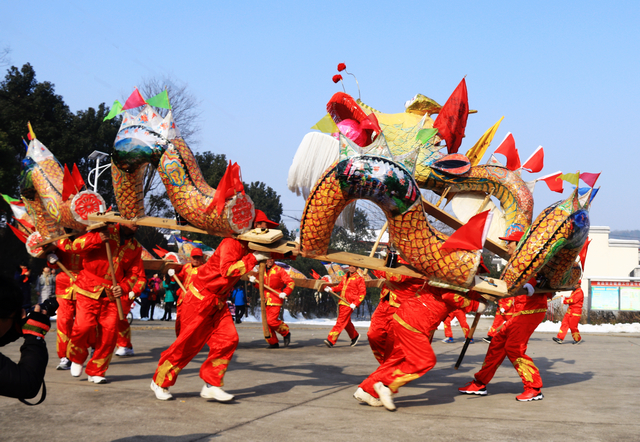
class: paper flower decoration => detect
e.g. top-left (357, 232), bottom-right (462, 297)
top-left (337, 63), bottom-right (346, 72)
top-left (332, 74), bottom-right (343, 83)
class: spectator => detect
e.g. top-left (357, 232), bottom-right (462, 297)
top-left (35, 267), bottom-right (56, 304)
top-left (14, 262), bottom-right (32, 310)
top-left (139, 285), bottom-right (151, 320)
top-left (230, 282), bottom-right (247, 324)
top-left (148, 274), bottom-right (162, 321)
top-left (161, 274), bottom-right (177, 321)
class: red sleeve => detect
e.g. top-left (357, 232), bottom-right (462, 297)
top-left (71, 230), bottom-right (105, 254)
top-left (119, 244), bottom-right (146, 295)
top-left (219, 240), bottom-right (257, 279)
top-left (278, 267), bottom-right (295, 295)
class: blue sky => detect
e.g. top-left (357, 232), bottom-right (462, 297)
top-left (1, 1), bottom-right (639, 232)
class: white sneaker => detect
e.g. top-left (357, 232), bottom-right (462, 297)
top-left (70, 362), bottom-right (84, 377)
top-left (373, 382), bottom-right (396, 411)
top-left (115, 346), bottom-right (135, 356)
top-left (353, 387), bottom-right (383, 407)
top-left (57, 357), bottom-right (71, 370)
top-left (200, 384), bottom-right (234, 402)
top-left (87, 375), bottom-right (107, 384)
top-left (150, 381), bottom-right (173, 400)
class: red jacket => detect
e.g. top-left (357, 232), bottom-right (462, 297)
top-left (71, 224), bottom-right (146, 300)
top-left (372, 270), bottom-right (425, 308)
top-left (563, 287), bottom-right (584, 315)
top-left (54, 237), bottom-right (84, 300)
top-left (330, 272), bottom-right (366, 307)
top-left (176, 263), bottom-right (199, 306)
top-left (192, 238), bottom-right (257, 301)
top-left (254, 264), bottom-right (294, 306)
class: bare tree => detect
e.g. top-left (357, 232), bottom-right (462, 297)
top-left (0, 46), bottom-right (11, 67)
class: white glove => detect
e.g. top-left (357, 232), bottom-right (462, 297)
top-left (168, 268), bottom-right (175, 277)
top-left (499, 307), bottom-right (506, 314)
top-left (476, 302), bottom-right (487, 314)
top-left (129, 291), bottom-right (136, 300)
top-left (227, 300), bottom-right (232, 305)
top-left (253, 252), bottom-right (271, 261)
top-left (523, 283), bottom-right (535, 297)
top-left (324, 286), bottom-right (333, 293)
top-left (249, 275), bottom-right (257, 284)
top-left (279, 292), bottom-right (287, 299)
top-left (350, 303), bottom-right (356, 310)
top-left (47, 253), bottom-right (59, 264)
top-left (563, 292), bottom-right (572, 298)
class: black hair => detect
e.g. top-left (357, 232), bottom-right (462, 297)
top-left (0, 275), bottom-right (23, 319)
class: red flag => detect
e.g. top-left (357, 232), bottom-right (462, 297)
top-left (153, 247), bottom-right (168, 258)
top-left (206, 161), bottom-right (245, 215)
top-left (522, 146), bottom-right (544, 173)
top-left (72, 164), bottom-right (85, 190)
top-left (433, 78), bottom-right (469, 154)
top-left (8, 223), bottom-right (29, 243)
top-left (494, 133), bottom-right (521, 170)
top-left (16, 217), bottom-right (34, 231)
top-left (580, 172), bottom-right (600, 188)
top-left (122, 88), bottom-right (147, 110)
top-left (442, 210), bottom-right (492, 250)
top-left (311, 269), bottom-right (321, 280)
top-left (538, 171), bottom-right (563, 193)
top-left (578, 237), bottom-right (591, 269)
top-left (62, 165), bottom-right (75, 201)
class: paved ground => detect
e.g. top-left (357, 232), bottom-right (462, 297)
top-left (1, 318), bottom-right (639, 442)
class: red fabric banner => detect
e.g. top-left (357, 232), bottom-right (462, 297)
top-left (433, 78), bottom-right (469, 154)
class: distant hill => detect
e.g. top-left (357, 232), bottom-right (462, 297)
top-left (610, 230), bottom-right (640, 241)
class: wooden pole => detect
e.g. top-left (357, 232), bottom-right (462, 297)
top-left (171, 273), bottom-right (187, 293)
top-left (369, 221), bottom-right (388, 258)
top-left (454, 311), bottom-right (482, 370)
top-left (435, 187), bottom-right (451, 208)
top-left (54, 261), bottom-right (75, 282)
top-left (258, 261), bottom-right (272, 339)
top-left (104, 241), bottom-right (125, 321)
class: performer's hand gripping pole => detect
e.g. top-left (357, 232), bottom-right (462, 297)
top-left (47, 254), bottom-right (75, 282)
top-left (104, 241), bottom-right (125, 321)
top-left (168, 269), bottom-right (187, 293)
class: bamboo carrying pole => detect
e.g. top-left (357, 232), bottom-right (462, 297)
top-left (258, 261), bottom-right (272, 339)
top-left (54, 260), bottom-right (75, 282)
top-left (171, 273), bottom-right (187, 293)
top-left (454, 311), bottom-right (482, 370)
top-left (104, 242), bottom-right (125, 321)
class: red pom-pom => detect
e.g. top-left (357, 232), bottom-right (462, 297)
top-left (337, 63), bottom-right (346, 72)
top-left (332, 74), bottom-right (343, 83)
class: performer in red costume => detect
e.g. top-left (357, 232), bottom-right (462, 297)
top-left (482, 297), bottom-right (515, 343)
top-left (442, 308), bottom-right (471, 343)
top-left (66, 222), bottom-right (146, 384)
top-left (354, 286), bottom-right (484, 410)
top-left (459, 230), bottom-right (552, 402)
top-left (170, 248), bottom-right (206, 337)
top-left (553, 284), bottom-right (584, 344)
top-left (368, 267), bottom-right (425, 364)
top-left (49, 237), bottom-right (83, 370)
top-left (150, 237), bottom-right (261, 402)
top-left (114, 295), bottom-right (136, 357)
top-left (323, 265), bottom-right (366, 348)
top-left (250, 258), bottom-right (294, 348)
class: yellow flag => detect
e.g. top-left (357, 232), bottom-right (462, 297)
top-left (560, 172), bottom-right (580, 186)
top-left (27, 121), bottom-right (36, 141)
top-left (311, 114), bottom-right (338, 134)
top-left (465, 116), bottom-right (504, 166)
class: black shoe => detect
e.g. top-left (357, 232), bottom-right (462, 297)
top-left (268, 343), bottom-right (280, 348)
top-left (482, 336), bottom-right (492, 343)
top-left (573, 339), bottom-right (583, 345)
top-left (552, 337), bottom-right (563, 344)
top-left (324, 339), bottom-right (333, 348)
top-left (350, 334), bottom-right (360, 347)
top-left (283, 333), bottom-right (291, 347)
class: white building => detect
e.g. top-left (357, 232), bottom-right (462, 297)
top-left (583, 226), bottom-right (640, 291)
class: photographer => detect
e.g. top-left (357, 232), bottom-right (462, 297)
top-left (0, 275), bottom-right (51, 401)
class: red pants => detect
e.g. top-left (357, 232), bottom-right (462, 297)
top-left (443, 310), bottom-right (470, 338)
top-left (360, 320), bottom-right (436, 395)
top-left (487, 312), bottom-right (510, 337)
top-left (327, 305), bottom-right (358, 345)
top-left (265, 305), bottom-right (289, 345)
top-left (153, 294), bottom-right (238, 389)
top-left (557, 312), bottom-right (581, 341)
top-left (117, 298), bottom-right (135, 348)
top-left (367, 302), bottom-right (398, 364)
top-left (474, 312), bottom-right (545, 390)
top-left (55, 297), bottom-right (76, 359)
top-left (67, 295), bottom-right (119, 377)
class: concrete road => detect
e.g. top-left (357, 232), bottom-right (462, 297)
top-left (1, 319), bottom-right (639, 442)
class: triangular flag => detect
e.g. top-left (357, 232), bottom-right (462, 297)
top-left (146, 90), bottom-right (172, 110)
top-left (1, 193), bottom-right (22, 205)
top-left (538, 171), bottom-right (563, 193)
top-left (311, 269), bottom-right (321, 280)
top-left (8, 223), bottom-right (29, 243)
top-left (311, 114), bottom-right (338, 134)
top-left (494, 133), bottom-right (521, 170)
top-left (522, 146), bottom-right (544, 173)
top-left (589, 187), bottom-right (599, 204)
top-left (486, 154), bottom-right (504, 167)
top-left (62, 165), bottom-right (75, 201)
top-left (122, 88), bottom-right (147, 110)
top-left (416, 128), bottom-right (438, 144)
top-left (465, 116), bottom-right (504, 166)
top-left (27, 121), bottom-right (36, 141)
top-left (580, 172), bottom-right (600, 188)
top-left (72, 164), bottom-right (85, 190)
top-left (578, 238), bottom-right (591, 269)
top-left (21, 137), bottom-right (29, 150)
top-left (206, 161), bottom-right (245, 215)
top-left (16, 216), bottom-right (34, 231)
top-left (442, 210), bottom-right (493, 250)
top-left (433, 78), bottom-right (469, 154)
top-left (103, 100), bottom-right (123, 121)
top-left (559, 172), bottom-right (579, 186)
